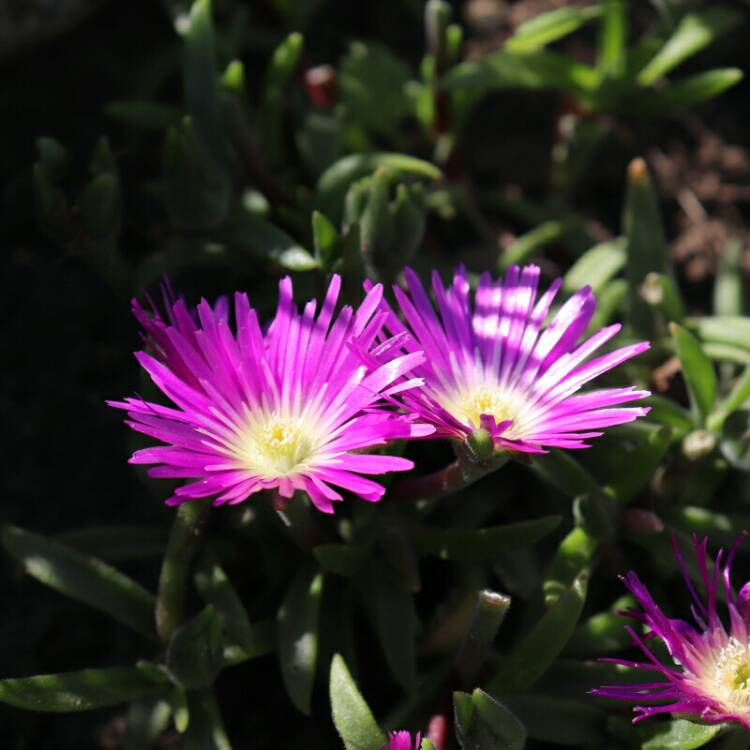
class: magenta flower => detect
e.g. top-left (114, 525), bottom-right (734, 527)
top-left (381, 731), bottom-right (422, 750)
top-left (378, 264), bottom-right (650, 453)
top-left (109, 276), bottom-right (432, 513)
top-left (593, 533), bottom-right (750, 729)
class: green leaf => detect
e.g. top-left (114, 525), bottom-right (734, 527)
top-left (392, 183), bottom-right (426, 263)
top-left (369, 564), bottom-right (417, 692)
top-left (506, 5), bottom-right (601, 53)
top-left (624, 158), bottom-right (670, 336)
top-left (330, 654), bottom-right (387, 750)
top-left (55, 526), bottom-right (168, 562)
top-left (663, 506), bottom-right (750, 547)
top-left (714, 239), bottom-right (744, 316)
top-left (339, 41), bottom-right (412, 135)
top-left (278, 566), bottom-right (323, 714)
top-left (640, 719), bottom-right (726, 749)
top-left (643, 395), bottom-right (695, 435)
top-left (637, 9), bottom-right (740, 86)
top-left (317, 152), bottom-right (440, 220)
top-left (0, 667), bottom-right (169, 712)
top-left (708, 365), bottom-right (750, 432)
top-left (180, 0), bottom-right (225, 163)
top-left (184, 689), bottom-right (233, 750)
top-left (562, 238), bottom-right (625, 295)
top-left (195, 559), bottom-right (256, 656)
top-left (453, 691), bottom-right (476, 746)
top-left (223, 209), bottom-right (317, 271)
top-left (671, 323), bottom-right (717, 423)
top-left (260, 32), bottom-right (304, 168)
top-left (543, 527), bottom-right (598, 606)
top-left (564, 594), bottom-right (634, 656)
top-left (488, 572), bottom-right (588, 693)
top-left (413, 516), bottom-right (562, 561)
top-left (166, 606), bottom-right (225, 689)
top-left (605, 424), bottom-right (672, 502)
top-left (441, 50), bottom-right (597, 94)
top-left (633, 68), bottom-right (743, 116)
top-left (687, 316), bottom-right (750, 354)
top-left (597, 0), bottom-right (627, 79)
top-left (360, 167), bottom-right (395, 263)
top-left (458, 590), bottom-right (511, 687)
top-left (163, 119), bottom-right (230, 229)
top-left (312, 211), bottom-right (340, 271)
top-left (471, 688), bottom-right (526, 750)
top-left (500, 220), bottom-right (571, 270)
top-left (529, 450), bottom-right (598, 497)
top-left (124, 696), bottom-right (172, 750)
top-left (2, 525), bottom-right (156, 639)
top-left (79, 173), bottom-right (121, 240)
top-left (502, 694), bottom-right (607, 745)
top-left (641, 272), bottom-right (686, 323)
top-left (590, 278), bottom-right (628, 329)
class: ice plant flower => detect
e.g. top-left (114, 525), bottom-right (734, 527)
top-left (109, 275), bottom-right (432, 513)
top-left (380, 731), bottom-right (422, 750)
top-left (593, 533), bottom-right (750, 729)
top-left (379, 264), bottom-right (650, 453)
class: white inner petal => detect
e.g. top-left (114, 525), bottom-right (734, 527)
top-left (234, 412), bottom-right (326, 478)
top-left (692, 635), bottom-right (750, 714)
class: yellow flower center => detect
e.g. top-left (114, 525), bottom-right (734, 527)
top-left (442, 384), bottom-right (523, 431)
top-left (237, 414), bottom-right (321, 478)
top-left (707, 637), bottom-right (750, 711)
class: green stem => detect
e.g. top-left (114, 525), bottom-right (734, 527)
top-left (156, 500), bottom-right (211, 644)
top-left (389, 452), bottom-right (508, 502)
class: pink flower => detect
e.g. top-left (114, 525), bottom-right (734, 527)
top-left (381, 731), bottom-right (422, 750)
top-left (109, 276), bottom-right (432, 513)
top-left (378, 264), bottom-right (650, 453)
top-left (593, 533), bottom-right (750, 728)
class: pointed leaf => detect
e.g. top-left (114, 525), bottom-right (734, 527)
top-left (195, 559), bottom-right (256, 655)
top-left (543, 527), bottom-right (598, 606)
top-left (330, 654), bottom-right (387, 750)
top-left (488, 572), bottom-right (588, 693)
top-left (369, 563), bottom-right (417, 692)
top-left (671, 323), bottom-right (717, 423)
top-left (624, 157), bottom-right (670, 336)
top-left (278, 565), bottom-right (323, 714)
top-left (317, 153), bottom-right (440, 220)
top-left (605, 424), bottom-right (672, 502)
top-left (637, 9), bottom-right (740, 86)
top-left (506, 5), bottom-right (601, 53)
top-left (562, 238), bottom-right (625, 295)
top-left (124, 696), bottom-right (172, 750)
top-left (2, 525), bottom-right (156, 639)
top-left (0, 667), bottom-right (169, 712)
top-left (640, 719), bottom-right (726, 750)
top-left (184, 689), bottom-right (232, 750)
top-left (180, 0), bottom-right (225, 163)
top-left (166, 606), bottom-right (225, 690)
top-left (471, 689), bottom-right (526, 750)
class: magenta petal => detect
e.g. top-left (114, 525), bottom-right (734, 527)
top-left (111, 277), bottom-right (430, 513)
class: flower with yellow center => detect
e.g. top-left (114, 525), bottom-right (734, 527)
top-left (110, 275), bottom-right (433, 513)
top-left (377, 263), bottom-right (650, 454)
top-left (593, 533), bottom-right (750, 730)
